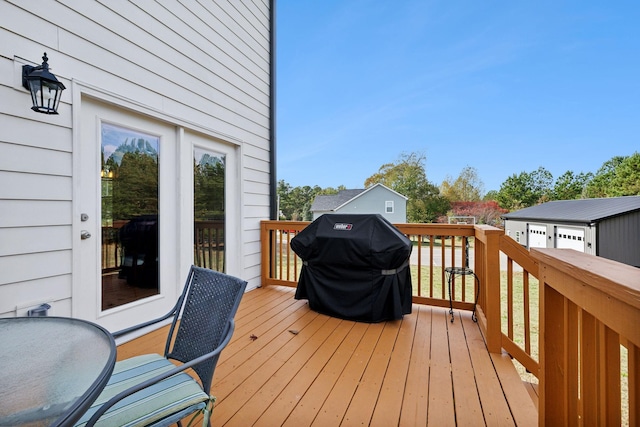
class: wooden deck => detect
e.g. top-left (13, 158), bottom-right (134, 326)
top-left (117, 285), bottom-right (538, 426)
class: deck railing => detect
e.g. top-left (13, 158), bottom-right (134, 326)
top-left (260, 220), bottom-right (640, 423)
top-left (260, 221), bottom-right (537, 364)
top-left (194, 219), bottom-right (225, 271)
top-left (532, 248), bottom-right (640, 425)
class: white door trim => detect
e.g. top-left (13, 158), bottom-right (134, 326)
top-left (71, 81), bottom-right (244, 330)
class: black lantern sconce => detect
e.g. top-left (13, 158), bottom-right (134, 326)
top-left (22, 52), bottom-right (66, 115)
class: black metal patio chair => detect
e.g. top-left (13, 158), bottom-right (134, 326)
top-left (75, 266), bottom-right (247, 427)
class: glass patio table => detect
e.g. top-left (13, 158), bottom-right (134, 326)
top-left (0, 317), bottom-right (116, 426)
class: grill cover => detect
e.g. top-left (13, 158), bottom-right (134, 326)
top-left (291, 214), bottom-right (412, 322)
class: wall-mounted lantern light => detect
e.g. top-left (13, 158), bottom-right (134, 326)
top-left (22, 52), bottom-right (65, 115)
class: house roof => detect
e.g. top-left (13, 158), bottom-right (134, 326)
top-left (311, 189), bottom-right (365, 212)
top-left (502, 195), bottom-right (640, 223)
top-left (310, 183), bottom-right (408, 212)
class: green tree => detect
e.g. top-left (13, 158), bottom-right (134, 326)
top-left (584, 156), bottom-right (626, 198)
top-left (365, 152), bottom-right (449, 222)
top-left (194, 155), bottom-right (225, 219)
top-left (551, 171), bottom-right (592, 201)
top-left (483, 190), bottom-right (499, 201)
top-left (112, 151), bottom-right (159, 220)
top-left (277, 180), bottom-right (337, 220)
top-left (440, 166), bottom-right (484, 202)
top-left (289, 185), bottom-right (323, 220)
top-left (609, 152), bottom-right (640, 196)
top-left (412, 182), bottom-right (452, 223)
top-left (277, 180), bottom-right (294, 220)
top-left (496, 167), bottom-right (553, 210)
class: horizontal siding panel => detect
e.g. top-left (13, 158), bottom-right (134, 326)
top-left (0, 274), bottom-right (71, 315)
top-left (138, 0), bottom-right (270, 85)
top-left (0, 2), bottom-right (60, 54)
top-left (0, 200), bottom-right (71, 227)
top-left (243, 179), bottom-right (270, 195)
top-left (232, 0), bottom-right (270, 34)
top-left (0, 113), bottom-right (72, 152)
top-left (0, 55), bottom-right (15, 87)
top-left (59, 30), bottom-right (268, 137)
top-left (2, 3), bottom-right (271, 142)
top-left (2, 25), bottom-right (268, 142)
top-left (243, 166), bottom-right (270, 184)
top-left (243, 232), bottom-right (261, 248)
top-left (0, 143), bottom-right (72, 176)
top-left (51, 1), bottom-right (270, 118)
top-left (244, 153), bottom-right (270, 173)
top-left (243, 142), bottom-right (271, 163)
top-left (0, 250), bottom-right (71, 285)
top-left (231, 0), bottom-right (271, 44)
top-left (192, 0), bottom-right (270, 62)
top-left (0, 225), bottom-right (72, 257)
top-left (245, 194), bottom-right (271, 210)
top-left (0, 171), bottom-right (72, 200)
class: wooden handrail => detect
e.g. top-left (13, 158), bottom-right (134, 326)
top-left (532, 248), bottom-right (640, 425)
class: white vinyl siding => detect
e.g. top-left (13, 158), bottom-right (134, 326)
top-left (333, 185), bottom-right (407, 223)
top-left (0, 0), bottom-right (271, 317)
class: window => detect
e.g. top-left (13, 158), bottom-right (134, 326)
top-left (101, 123), bottom-right (160, 309)
top-left (385, 201), bottom-right (394, 213)
top-left (194, 147), bottom-right (225, 272)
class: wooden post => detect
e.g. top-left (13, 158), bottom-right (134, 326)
top-left (260, 220), bottom-right (270, 287)
top-left (474, 225), bottom-right (502, 354)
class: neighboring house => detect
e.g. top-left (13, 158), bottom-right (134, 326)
top-left (0, 1), bottom-right (275, 332)
top-left (310, 183), bottom-right (408, 223)
top-left (502, 196), bottom-right (640, 267)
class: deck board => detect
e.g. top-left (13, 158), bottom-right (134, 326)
top-left (449, 311), bottom-right (485, 426)
top-left (116, 285), bottom-right (537, 426)
top-left (399, 305), bottom-right (431, 426)
top-left (428, 308), bottom-right (456, 426)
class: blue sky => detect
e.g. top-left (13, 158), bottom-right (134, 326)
top-left (276, 1), bottom-right (640, 193)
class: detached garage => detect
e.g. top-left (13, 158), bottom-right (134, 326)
top-left (502, 196), bottom-right (640, 267)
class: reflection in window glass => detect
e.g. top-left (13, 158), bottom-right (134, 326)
top-left (193, 148), bottom-right (225, 271)
top-left (101, 123), bottom-right (159, 310)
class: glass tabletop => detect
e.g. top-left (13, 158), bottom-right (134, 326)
top-left (0, 317), bottom-right (116, 427)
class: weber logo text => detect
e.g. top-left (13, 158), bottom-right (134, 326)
top-left (333, 223), bottom-right (353, 230)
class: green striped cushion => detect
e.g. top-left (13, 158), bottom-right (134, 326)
top-left (75, 354), bottom-right (209, 427)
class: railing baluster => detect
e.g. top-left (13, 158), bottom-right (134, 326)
top-left (523, 271), bottom-right (531, 355)
top-left (429, 235), bottom-right (434, 298)
top-left (507, 259), bottom-right (514, 340)
top-left (629, 343), bottom-right (640, 426)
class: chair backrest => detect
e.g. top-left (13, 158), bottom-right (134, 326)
top-left (164, 266), bottom-right (247, 393)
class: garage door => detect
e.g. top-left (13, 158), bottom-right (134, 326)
top-left (556, 227), bottom-right (585, 252)
top-left (528, 224), bottom-right (547, 248)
